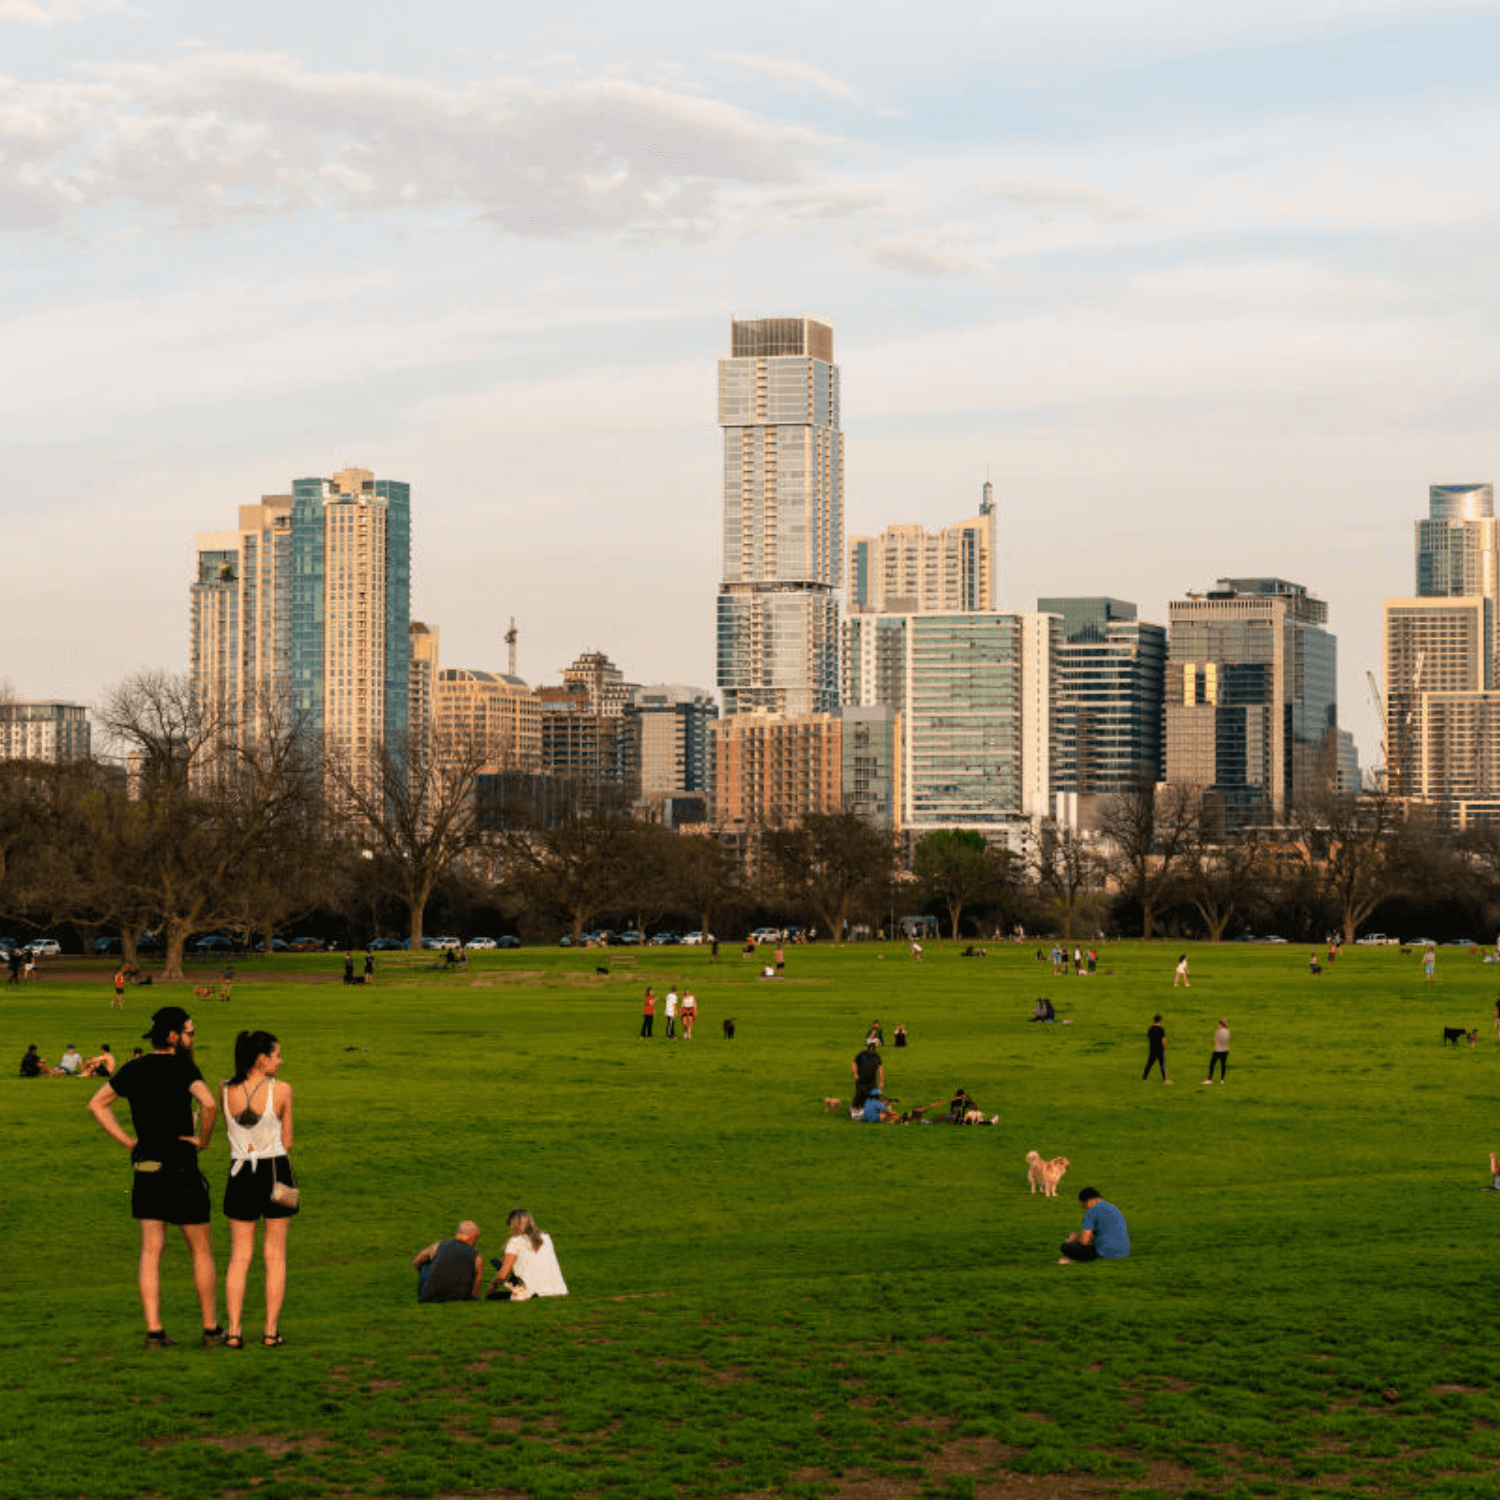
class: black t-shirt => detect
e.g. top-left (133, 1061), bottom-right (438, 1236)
top-left (421, 1240), bottom-right (480, 1302)
top-left (853, 1051), bottom-right (881, 1087)
top-left (110, 1051), bottom-right (204, 1159)
top-left (1147, 1024), bottom-right (1166, 1051)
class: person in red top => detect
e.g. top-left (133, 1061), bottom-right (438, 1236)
top-left (639, 988), bottom-right (656, 1039)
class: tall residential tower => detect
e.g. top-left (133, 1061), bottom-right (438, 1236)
top-left (716, 316), bottom-right (843, 716)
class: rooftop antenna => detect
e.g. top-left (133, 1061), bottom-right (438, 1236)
top-left (505, 616), bottom-right (517, 678)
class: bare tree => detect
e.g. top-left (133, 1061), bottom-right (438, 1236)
top-left (330, 728), bottom-right (498, 950)
top-left (1287, 791), bottom-right (1409, 947)
top-left (668, 831), bottom-right (739, 943)
top-left (501, 813), bottom-right (637, 945)
top-left (1179, 812), bottom-right (1272, 942)
top-left (1097, 780), bottom-right (1196, 940)
top-left (1031, 820), bottom-right (1102, 941)
top-left (762, 813), bottom-right (897, 943)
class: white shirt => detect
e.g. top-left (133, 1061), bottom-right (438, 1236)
top-left (505, 1231), bottom-right (569, 1297)
top-left (665, 991), bottom-right (678, 1016)
top-left (57, 1049), bottom-right (82, 1074)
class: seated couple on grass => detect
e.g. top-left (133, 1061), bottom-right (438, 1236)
top-left (413, 1211), bottom-right (569, 1303)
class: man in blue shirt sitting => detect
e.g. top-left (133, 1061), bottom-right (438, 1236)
top-left (1057, 1186), bottom-right (1129, 1264)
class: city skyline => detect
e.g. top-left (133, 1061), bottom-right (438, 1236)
top-left (9, 2), bottom-right (1500, 770)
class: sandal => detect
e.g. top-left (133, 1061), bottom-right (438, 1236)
top-left (262, 1333), bottom-right (287, 1348)
top-left (224, 1334), bottom-right (244, 1349)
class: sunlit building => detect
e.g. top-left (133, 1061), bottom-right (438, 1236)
top-left (435, 666), bottom-right (541, 774)
top-left (622, 684), bottom-right (717, 824)
top-left (0, 701), bottom-right (92, 764)
top-left (849, 482), bottom-right (996, 616)
top-left (712, 711), bottom-right (843, 829)
top-left (1165, 578), bottom-right (1337, 830)
top-left (717, 316), bottom-right (843, 716)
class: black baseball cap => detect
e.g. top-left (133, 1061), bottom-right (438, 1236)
top-left (143, 1005), bottom-right (192, 1040)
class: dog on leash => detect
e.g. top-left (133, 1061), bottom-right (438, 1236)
top-left (1026, 1150), bottom-right (1070, 1197)
top-left (1444, 1026), bottom-right (1478, 1048)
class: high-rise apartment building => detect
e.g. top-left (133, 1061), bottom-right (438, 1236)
top-left (1037, 597), bottom-right (1166, 796)
top-left (190, 467), bottom-right (411, 783)
top-left (716, 316), bottom-right (843, 716)
top-left (622, 684), bottom-right (717, 825)
top-left (849, 483), bottom-right (996, 616)
top-left (712, 711), bottom-right (843, 830)
top-left (840, 705), bottom-right (901, 831)
top-left (1165, 578), bottom-right (1337, 829)
top-left (843, 611), bottom-right (1057, 839)
top-left (0, 701), bottom-right (92, 764)
top-left (409, 620), bottom-right (439, 765)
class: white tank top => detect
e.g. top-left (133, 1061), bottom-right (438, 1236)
top-left (223, 1077), bottom-right (287, 1174)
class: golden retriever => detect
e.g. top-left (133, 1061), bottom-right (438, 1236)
top-left (1026, 1150), bottom-right (1070, 1197)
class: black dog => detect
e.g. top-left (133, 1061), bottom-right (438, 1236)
top-left (1443, 1027), bottom-right (1477, 1048)
top-left (595, 965), bottom-right (609, 976)
top-left (722, 1017), bottom-right (736, 1040)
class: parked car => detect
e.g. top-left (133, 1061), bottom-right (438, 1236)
top-left (253, 938), bottom-right (289, 953)
top-left (1443, 937), bottom-right (1476, 946)
top-left (649, 932), bottom-right (679, 945)
top-left (616, 931), bottom-right (642, 946)
top-left (430, 935), bottom-right (463, 950)
top-left (750, 927), bottom-right (780, 943)
top-left (1263, 935), bottom-right (1288, 944)
top-left (1406, 938), bottom-right (1436, 948)
top-left (94, 935), bottom-right (123, 955)
top-left (192, 935), bottom-right (236, 954)
top-left (0, 935), bottom-right (17, 954)
top-left (368, 937), bottom-right (408, 951)
top-left (494, 935), bottom-right (521, 949)
top-left (465, 937), bottom-right (498, 951)
top-left (1355, 933), bottom-right (1392, 946)
top-left (27, 938), bottom-right (62, 957)
top-left (680, 931), bottom-right (716, 945)
top-left (286, 936), bottom-right (326, 953)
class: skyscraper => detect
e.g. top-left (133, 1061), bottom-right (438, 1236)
top-left (1165, 577), bottom-right (1337, 829)
top-left (716, 316), bottom-right (843, 716)
top-left (1037, 597), bottom-right (1166, 796)
top-left (190, 467), bottom-right (411, 783)
top-left (622, 684), bottom-right (718, 825)
top-left (849, 483), bottom-right (996, 615)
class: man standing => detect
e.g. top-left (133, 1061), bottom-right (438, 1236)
top-left (1057, 1187), bottom-right (1130, 1264)
top-left (664, 986), bottom-right (678, 1040)
top-left (1204, 1018), bottom-right (1230, 1085)
top-left (639, 987), bottom-right (656, 1039)
top-left (1143, 1014), bottom-right (1170, 1084)
top-left (86, 1005), bottom-right (225, 1348)
top-left (412, 1221), bottom-right (484, 1302)
top-left (851, 1042), bottom-right (883, 1111)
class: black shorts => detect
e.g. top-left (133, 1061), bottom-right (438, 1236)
top-left (132, 1155), bottom-right (212, 1225)
top-left (222, 1156), bottom-right (299, 1222)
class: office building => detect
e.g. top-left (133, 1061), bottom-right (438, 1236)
top-left (190, 467), bottom-right (411, 785)
top-left (716, 316), bottom-right (843, 716)
top-left (409, 621), bottom-right (439, 766)
top-left (1165, 578), bottom-right (1337, 829)
top-left (849, 482), bottom-right (996, 615)
top-left (622, 684), bottom-right (717, 823)
top-left (1038, 597), bottom-right (1166, 796)
top-left (0, 701), bottom-right (92, 764)
top-left (843, 611), bottom-right (1057, 840)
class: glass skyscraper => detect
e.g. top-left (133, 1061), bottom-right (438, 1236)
top-left (1165, 578), bottom-right (1337, 829)
top-left (716, 316), bottom-right (843, 716)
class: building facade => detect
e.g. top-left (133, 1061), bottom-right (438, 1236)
top-left (0, 701), bottom-right (92, 764)
top-left (716, 316), bottom-right (843, 716)
top-left (190, 467), bottom-right (411, 785)
top-left (1165, 577), bottom-right (1337, 829)
top-left (849, 482), bottom-right (996, 616)
top-left (711, 711), bottom-right (843, 830)
top-left (622, 684), bottom-right (717, 823)
top-left (1038, 597), bottom-right (1166, 796)
top-left (435, 666), bottom-right (542, 774)
top-left (840, 705), bottom-right (901, 831)
top-left (843, 611), bottom-right (1057, 838)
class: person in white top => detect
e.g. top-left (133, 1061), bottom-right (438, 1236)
top-left (664, 988), bottom-right (679, 1039)
top-left (221, 1029), bottom-right (297, 1348)
top-left (487, 1209), bottom-right (569, 1300)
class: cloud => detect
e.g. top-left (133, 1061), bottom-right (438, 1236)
top-left (0, 51), bottom-right (830, 238)
top-left (865, 229), bottom-right (989, 279)
top-left (0, 0), bottom-right (118, 23)
top-left (979, 178), bottom-right (1147, 224)
top-left (711, 51), bottom-right (855, 101)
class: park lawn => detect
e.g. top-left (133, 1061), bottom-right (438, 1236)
top-left (3, 939), bottom-right (1500, 1500)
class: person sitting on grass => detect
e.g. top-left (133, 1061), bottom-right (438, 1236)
top-left (486, 1209), bottom-right (569, 1300)
top-left (83, 1044), bottom-right (116, 1078)
top-left (1057, 1187), bottom-right (1130, 1264)
top-left (19, 1044), bottom-right (49, 1077)
top-left (412, 1220), bottom-right (484, 1303)
top-left (860, 1087), bottom-right (901, 1123)
top-left (51, 1044), bottom-right (84, 1076)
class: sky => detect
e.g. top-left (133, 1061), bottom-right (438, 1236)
top-left (6, 0), bottom-right (1500, 768)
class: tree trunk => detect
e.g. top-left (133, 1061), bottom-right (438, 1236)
top-left (948, 902), bottom-right (963, 941)
top-left (162, 920), bottom-right (188, 984)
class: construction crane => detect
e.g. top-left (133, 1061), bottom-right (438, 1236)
top-left (1365, 670), bottom-right (1388, 791)
top-left (1369, 652), bottom-right (1425, 799)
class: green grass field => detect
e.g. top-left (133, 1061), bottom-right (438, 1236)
top-left (5, 939), bottom-right (1500, 1500)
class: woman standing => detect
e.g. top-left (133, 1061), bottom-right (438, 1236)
top-left (222, 1030), bottom-right (298, 1347)
top-left (487, 1209), bottom-right (569, 1300)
